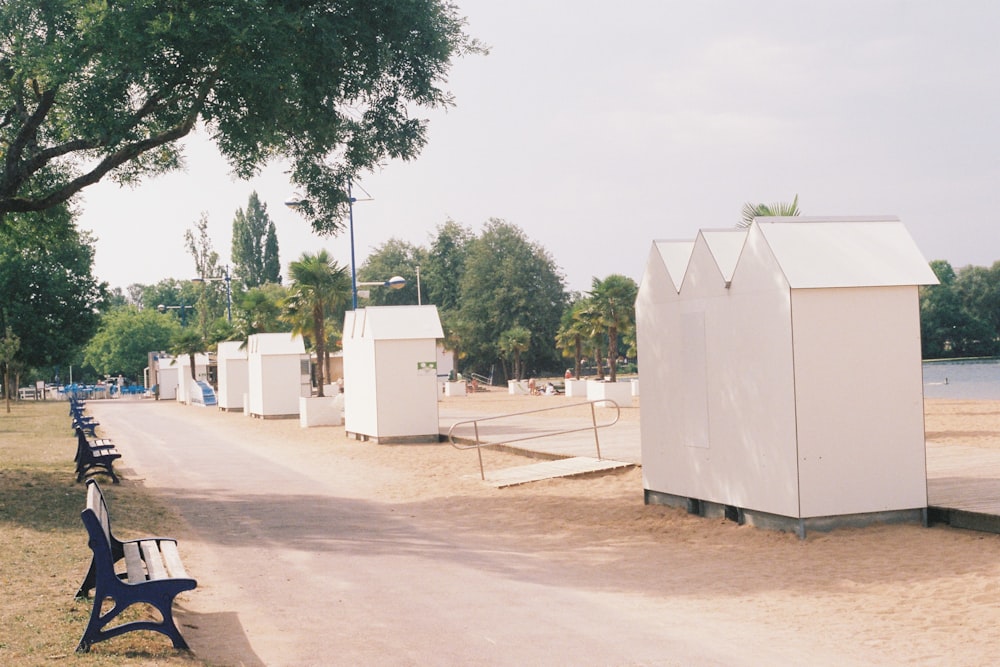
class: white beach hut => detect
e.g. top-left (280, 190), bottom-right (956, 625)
top-left (342, 305), bottom-right (444, 443)
top-left (217, 340), bottom-right (248, 412)
top-left (636, 217), bottom-right (939, 535)
top-left (246, 332), bottom-right (309, 418)
top-left (176, 352), bottom-right (211, 405)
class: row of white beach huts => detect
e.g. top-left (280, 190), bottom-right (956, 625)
top-left (146, 216), bottom-right (938, 534)
top-left (146, 305), bottom-right (449, 443)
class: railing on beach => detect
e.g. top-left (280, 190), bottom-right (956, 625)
top-left (447, 400), bottom-right (621, 480)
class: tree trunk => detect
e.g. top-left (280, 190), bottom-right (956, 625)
top-left (607, 326), bottom-right (619, 383)
top-left (313, 306), bottom-right (326, 397)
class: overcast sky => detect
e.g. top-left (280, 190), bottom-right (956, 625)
top-left (78, 1), bottom-right (1000, 295)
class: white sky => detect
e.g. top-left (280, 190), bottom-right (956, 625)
top-left (78, 1), bottom-right (1000, 294)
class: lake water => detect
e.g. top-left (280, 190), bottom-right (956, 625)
top-left (923, 358), bottom-right (1000, 400)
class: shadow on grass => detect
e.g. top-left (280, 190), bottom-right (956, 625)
top-left (0, 468), bottom-right (82, 531)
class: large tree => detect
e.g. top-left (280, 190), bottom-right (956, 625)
top-left (84, 306), bottom-right (180, 382)
top-left (184, 213), bottom-right (226, 335)
top-left (357, 238), bottom-right (424, 306)
top-left (920, 260), bottom-right (999, 358)
top-left (458, 219), bottom-right (566, 379)
top-left (232, 191), bottom-right (281, 289)
top-left (0, 208), bottom-right (106, 375)
top-left (422, 219), bottom-right (472, 311)
top-left (0, 1), bottom-right (481, 232)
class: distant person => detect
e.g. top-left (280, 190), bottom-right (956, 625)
top-left (565, 369), bottom-right (572, 379)
top-left (528, 377), bottom-right (537, 395)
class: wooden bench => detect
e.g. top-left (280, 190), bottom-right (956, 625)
top-left (70, 401), bottom-right (100, 437)
top-left (76, 479), bottom-right (197, 652)
top-left (75, 427), bottom-right (121, 484)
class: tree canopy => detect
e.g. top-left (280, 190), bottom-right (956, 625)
top-left (84, 306), bottom-right (180, 381)
top-left (0, 209), bottom-right (106, 373)
top-left (457, 220), bottom-right (567, 378)
top-left (285, 250), bottom-right (351, 397)
top-left (920, 259), bottom-right (1000, 358)
top-left (0, 0), bottom-right (482, 233)
top-left (232, 191), bottom-right (280, 289)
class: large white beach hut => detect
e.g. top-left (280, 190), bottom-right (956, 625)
top-left (636, 217), bottom-right (939, 534)
top-left (217, 340), bottom-right (248, 412)
top-left (247, 332), bottom-right (309, 418)
top-left (342, 305), bottom-right (444, 443)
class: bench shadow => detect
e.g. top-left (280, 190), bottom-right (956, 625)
top-left (177, 606), bottom-right (266, 667)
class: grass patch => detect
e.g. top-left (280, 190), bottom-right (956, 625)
top-left (0, 400), bottom-right (204, 666)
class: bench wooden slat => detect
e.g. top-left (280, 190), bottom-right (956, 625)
top-left (140, 540), bottom-right (168, 580)
top-left (123, 542), bottom-right (145, 583)
top-left (159, 540), bottom-right (190, 579)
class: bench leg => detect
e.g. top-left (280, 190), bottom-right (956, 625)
top-left (77, 587), bottom-right (191, 652)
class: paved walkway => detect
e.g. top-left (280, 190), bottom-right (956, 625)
top-left (86, 399), bottom-right (780, 667)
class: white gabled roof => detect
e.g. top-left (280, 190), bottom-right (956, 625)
top-left (652, 240), bottom-right (695, 292)
top-left (754, 217), bottom-right (939, 288)
top-left (247, 332), bottom-right (306, 355)
top-left (216, 340), bottom-right (247, 360)
top-left (345, 305), bottom-right (444, 341)
top-left (700, 229), bottom-right (747, 284)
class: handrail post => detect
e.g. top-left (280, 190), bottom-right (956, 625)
top-left (474, 421), bottom-right (484, 480)
top-left (590, 401), bottom-right (603, 460)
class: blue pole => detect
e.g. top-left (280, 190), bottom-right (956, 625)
top-left (348, 182), bottom-right (358, 310)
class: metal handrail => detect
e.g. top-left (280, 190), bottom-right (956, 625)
top-left (447, 400), bottom-right (621, 480)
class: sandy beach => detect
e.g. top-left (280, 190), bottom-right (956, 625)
top-left (88, 394), bottom-right (1000, 666)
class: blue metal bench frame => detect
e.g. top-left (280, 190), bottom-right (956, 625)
top-left (76, 479), bottom-right (197, 652)
top-left (75, 427), bottom-right (121, 484)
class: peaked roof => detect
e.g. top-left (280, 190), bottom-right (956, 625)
top-left (247, 332), bottom-right (305, 355)
top-left (699, 229), bottom-right (747, 284)
top-left (652, 240), bottom-right (695, 292)
top-left (345, 305), bottom-right (444, 341)
top-left (754, 217), bottom-right (939, 288)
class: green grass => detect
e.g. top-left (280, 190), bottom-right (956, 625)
top-left (0, 400), bottom-right (204, 666)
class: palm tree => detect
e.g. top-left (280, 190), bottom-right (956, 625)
top-left (555, 301), bottom-right (589, 380)
top-left (498, 325), bottom-right (531, 381)
top-left (738, 194), bottom-right (800, 228)
top-left (575, 298), bottom-right (606, 380)
top-left (284, 251), bottom-right (350, 398)
top-left (170, 328), bottom-right (205, 381)
top-left (588, 275), bottom-right (638, 383)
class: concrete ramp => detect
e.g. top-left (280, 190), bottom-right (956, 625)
top-left (480, 456), bottom-right (634, 488)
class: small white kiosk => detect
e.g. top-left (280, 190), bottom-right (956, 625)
top-left (636, 217), bottom-right (939, 535)
top-left (343, 305), bottom-right (444, 443)
top-left (154, 358), bottom-right (179, 400)
top-left (176, 352), bottom-right (211, 405)
top-left (247, 332), bottom-right (309, 419)
top-left (217, 340), bottom-right (248, 412)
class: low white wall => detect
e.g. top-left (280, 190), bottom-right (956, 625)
top-left (586, 380), bottom-right (633, 405)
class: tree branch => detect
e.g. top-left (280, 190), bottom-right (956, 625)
top-left (1, 72), bottom-right (219, 214)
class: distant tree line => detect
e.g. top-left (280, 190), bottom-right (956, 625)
top-left (81, 212), bottom-right (639, 388)
top-left (920, 260), bottom-right (1000, 359)
top-left (359, 218), bottom-right (638, 384)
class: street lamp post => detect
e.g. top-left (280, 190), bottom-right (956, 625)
top-left (192, 265), bottom-right (232, 323)
top-left (285, 182), bottom-right (373, 311)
